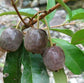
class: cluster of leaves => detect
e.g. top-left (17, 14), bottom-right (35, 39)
top-left (0, 0), bottom-right (84, 83)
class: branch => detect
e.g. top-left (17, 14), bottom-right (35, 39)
top-left (42, 22), bottom-right (76, 30)
top-left (23, 22), bottom-right (75, 34)
top-left (11, 0), bottom-right (28, 27)
top-left (23, 0), bottom-right (70, 29)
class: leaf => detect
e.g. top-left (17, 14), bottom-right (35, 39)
top-left (21, 47), bottom-right (49, 83)
top-left (57, 0), bottom-right (72, 20)
top-left (21, 48), bottom-right (32, 83)
top-left (71, 29), bottom-right (84, 45)
top-left (50, 28), bottom-right (74, 37)
top-left (52, 38), bottom-right (84, 74)
top-left (66, 8), bottom-right (84, 21)
top-left (0, 8), bottom-right (37, 17)
top-left (3, 45), bottom-right (22, 83)
top-left (46, 0), bottom-right (56, 22)
top-left (82, 51), bottom-right (84, 54)
top-left (53, 69), bottom-right (67, 83)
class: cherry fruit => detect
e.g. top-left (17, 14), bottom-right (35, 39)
top-left (43, 46), bottom-right (65, 71)
top-left (0, 28), bottom-right (23, 52)
top-left (24, 28), bottom-right (48, 54)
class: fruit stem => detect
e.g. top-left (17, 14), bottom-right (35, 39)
top-left (44, 18), bottom-right (53, 46)
top-left (16, 20), bottom-right (21, 29)
top-left (16, 16), bottom-right (28, 30)
top-left (37, 14), bottom-right (40, 29)
top-left (39, 23), bottom-right (44, 28)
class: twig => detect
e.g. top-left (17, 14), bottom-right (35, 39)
top-left (15, 0), bottom-right (19, 4)
top-left (23, 0), bottom-right (70, 29)
top-left (42, 22), bottom-right (76, 30)
top-left (52, 22), bottom-right (75, 28)
top-left (32, 10), bottom-right (47, 20)
top-left (37, 14), bottom-right (40, 29)
top-left (23, 22), bottom-right (75, 34)
top-left (11, 0), bottom-right (28, 27)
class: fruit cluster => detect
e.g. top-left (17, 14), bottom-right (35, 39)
top-left (0, 27), bottom-right (65, 71)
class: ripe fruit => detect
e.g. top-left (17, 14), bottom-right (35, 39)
top-left (0, 28), bottom-right (23, 52)
top-left (43, 46), bottom-right (65, 71)
top-left (24, 28), bottom-right (48, 54)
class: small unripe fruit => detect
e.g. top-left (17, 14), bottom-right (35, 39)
top-left (0, 28), bottom-right (23, 52)
top-left (24, 28), bottom-right (48, 54)
top-left (43, 46), bottom-right (65, 71)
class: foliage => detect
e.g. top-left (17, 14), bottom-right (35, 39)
top-left (21, 46), bottom-right (49, 83)
top-left (52, 38), bottom-right (84, 74)
top-left (0, 0), bottom-right (84, 83)
top-left (66, 8), bottom-right (84, 21)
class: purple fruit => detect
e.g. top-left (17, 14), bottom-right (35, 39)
top-left (43, 46), bottom-right (65, 71)
top-left (24, 28), bottom-right (48, 54)
top-left (0, 28), bottom-right (23, 52)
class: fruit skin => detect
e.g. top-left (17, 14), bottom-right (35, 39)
top-left (24, 28), bottom-right (48, 54)
top-left (43, 46), bottom-right (65, 71)
top-left (0, 28), bottom-right (23, 52)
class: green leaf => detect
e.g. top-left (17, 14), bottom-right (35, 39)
top-left (46, 0), bottom-right (56, 22)
top-left (71, 29), bottom-right (84, 45)
top-left (0, 8), bottom-right (37, 17)
top-left (3, 45), bottom-right (22, 83)
top-left (81, 43), bottom-right (84, 47)
top-left (21, 47), bottom-right (49, 83)
top-left (66, 8), bottom-right (84, 21)
top-left (52, 38), bottom-right (84, 74)
top-left (57, 0), bottom-right (72, 20)
top-left (53, 69), bottom-right (67, 83)
top-left (21, 48), bottom-right (32, 83)
top-left (82, 51), bottom-right (84, 54)
top-left (50, 28), bottom-right (74, 37)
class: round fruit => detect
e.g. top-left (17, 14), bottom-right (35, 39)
top-left (43, 46), bottom-right (65, 71)
top-left (24, 28), bottom-right (48, 54)
top-left (0, 28), bottom-right (23, 52)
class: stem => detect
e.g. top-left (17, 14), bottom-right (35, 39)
top-left (23, 0), bottom-right (70, 29)
top-left (32, 10), bottom-right (47, 20)
top-left (15, 0), bottom-right (19, 4)
top-left (37, 14), bottom-right (40, 29)
top-left (11, 0), bottom-right (28, 27)
top-left (42, 22), bottom-right (76, 30)
top-left (16, 16), bottom-right (28, 30)
top-left (61, 20), bottom-right (68, 26)
top-left (51, 22), bottom-right (75, 28)
top-left (44, 18), bottom-right (53, 46)
top-left (39, 23), bottom-right (44, 28)
top-left (16, 21), bottom-right (21, 29)
top-left (23, 21), bottom-right (75, 34)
